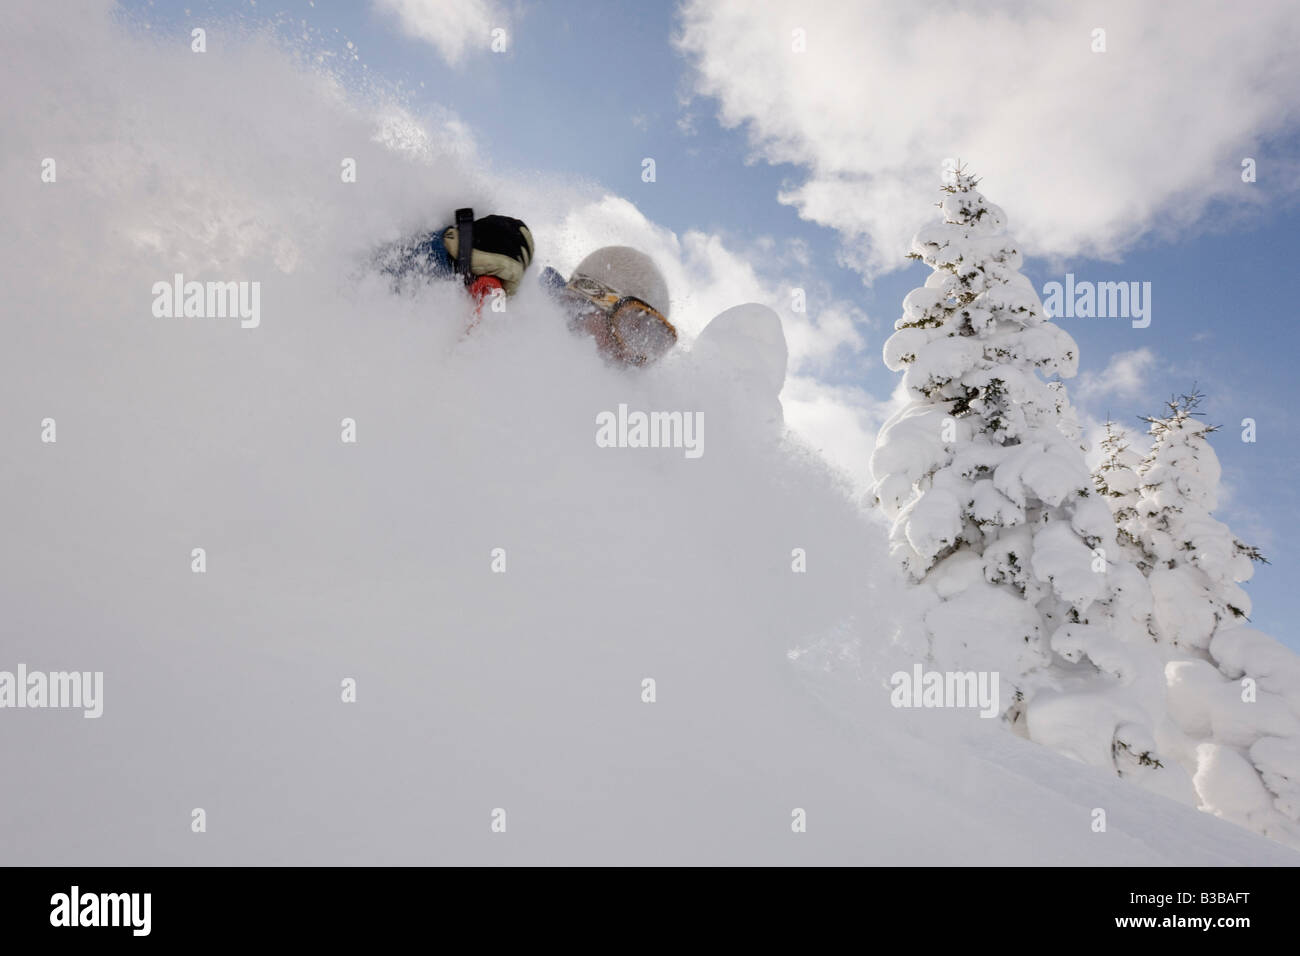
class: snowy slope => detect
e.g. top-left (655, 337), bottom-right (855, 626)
top-left (0, 1), bottom-right (1295, 865)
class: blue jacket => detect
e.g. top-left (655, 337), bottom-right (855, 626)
top-left (376, 227), bottom-right (455, 283)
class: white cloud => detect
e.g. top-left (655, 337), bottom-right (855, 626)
top-left (1074, 348), bottom-right (1158, 466)
top-left (1074, 347), bottom-right (1156, 405)
top-left (676, 0), bottom-right (1300, 276)
top-left (373, 0), bottom-right (503, 66)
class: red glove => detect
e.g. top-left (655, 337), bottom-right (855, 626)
top-left (465, 275), bottom-right (504, 331)
top-left (468, 275), bottom-right (504, 304)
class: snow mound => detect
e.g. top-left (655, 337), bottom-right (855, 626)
top-left (689, 303), bottom-right (788, 430)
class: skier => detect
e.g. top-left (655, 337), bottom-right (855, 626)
top-left (540, 246), bottom-right (678, 367)
top-left (376, 207), bottom-right (535, 312)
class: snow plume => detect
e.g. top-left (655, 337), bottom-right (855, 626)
top-left (0, 0), bottom-right (905, 865)
top-left (1, 1), bottom-right (1296, 864)
top-left (676, 0), bottom-right (1300, 276)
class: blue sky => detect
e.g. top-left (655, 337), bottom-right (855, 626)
top-left (123, 0), bottom-right (1300, 647)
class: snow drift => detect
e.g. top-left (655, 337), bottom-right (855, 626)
top-left (0, 1), bottom-right (1295, 864)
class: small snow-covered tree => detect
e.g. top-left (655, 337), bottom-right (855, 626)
top-left (1129, 391), bottom-right (1262, 649)
top-left (1089, 419), bottom-right (1160, 651)
top-left (1126, 391), bottom-right (1300, 847)
top-left (870, 167), bottom-right (1121, 728)
top-left (1092, 420), bottom-right (1145, 561)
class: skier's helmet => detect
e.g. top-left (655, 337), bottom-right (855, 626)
top-left (571, 246), bottom-right (670, 320)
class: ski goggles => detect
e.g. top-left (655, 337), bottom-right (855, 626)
top-left (562, 272), bottom-right (677, 365)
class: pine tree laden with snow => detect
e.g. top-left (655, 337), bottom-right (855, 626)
top-left (1130, 392), bottom-right (1261, 648)
top-left (1089, 419), bottom-right (1160, 651)
top-left (1093, 419), bottom-right (1145, 563)
top-left (1126, 391), bottom-right (1300, 847)
top-left (870, 168), bottom-right (1123, 733)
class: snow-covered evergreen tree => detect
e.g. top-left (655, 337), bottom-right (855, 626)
top-left (1088, 420), bottom-right (1160, 653)
top-left (1129, 392), bottom-right (1261, 649)
top-left (1092, 420), bottom-right (1145, 562)
top-left (1124, 391), bottom-right (1300, 846)
top-left (870, 168), bottom-right (1122, 729)
top-left (867, 171), bottom-right (1300, 844)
